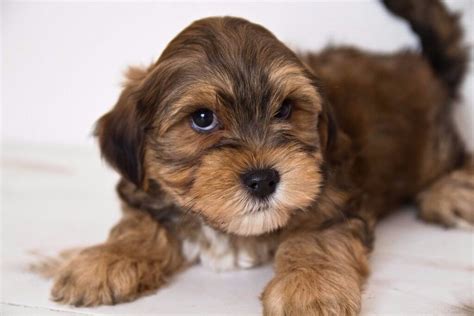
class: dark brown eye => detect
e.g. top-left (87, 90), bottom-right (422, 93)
top-left (275, 99), bottom-right (292, 120)
top-left (191, 108), bottom-right (219, 132)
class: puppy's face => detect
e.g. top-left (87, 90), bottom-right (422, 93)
top-left (97, 17), bottom-right (334, 236)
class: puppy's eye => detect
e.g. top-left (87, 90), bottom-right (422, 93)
top-left (275, 99), bottom-right (292, 120)
top-left (190, 108), bottom-right (219, 132)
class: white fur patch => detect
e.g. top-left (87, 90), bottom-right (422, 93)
top-left (200, 225), bottom-right (237, 271)
top-left (200, 250), bottom-right (237, 272)
top-left (237, 248), bottom-right (257, 269)
top-left (181, 239), bottom-right (200, 263)
top-left (181, 224), bottom-right (264, 271)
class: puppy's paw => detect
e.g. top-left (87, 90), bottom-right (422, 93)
top-left (261, 270), bottom-right (360, 316)
top-left (417, 165), bottom-right (474, 229)
top-left (51, 246), bottom-right (165, 306)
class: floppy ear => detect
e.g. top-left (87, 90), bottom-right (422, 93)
top-left (318, 101), bottom-right (338, 155)
top-left (95, 67), bottom-right (149, 187)
top-left (303, 68), bottom-right (338, 156)
top-left (318, 99), bottom-right (354, 167)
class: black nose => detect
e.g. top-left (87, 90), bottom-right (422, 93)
top-left (241, 168), bottom-right (280, 199)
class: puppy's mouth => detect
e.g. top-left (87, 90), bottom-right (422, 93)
top-left (193, 175), bottom-right (315, 236)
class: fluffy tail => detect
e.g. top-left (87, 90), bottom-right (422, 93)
top-left (382, 0), bottom-right (468, 98)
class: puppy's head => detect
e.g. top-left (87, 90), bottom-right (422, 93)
top-left (96, 17), bottom-right (335, 236)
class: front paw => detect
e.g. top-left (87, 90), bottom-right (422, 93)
top-left (51, 246), bottom-right (165, 306)
top-left (261, 270), bottom-right (361, 316)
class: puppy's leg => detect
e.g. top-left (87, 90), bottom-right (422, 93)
top-left (417, 153), bottom-right (474, 229)
top-left (261, 217), bottom-right (372, 316)
top-left (51, 209), bottom-right (183, 306)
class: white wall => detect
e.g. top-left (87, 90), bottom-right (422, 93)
top-left (2, 0), bottom-right (473, 147)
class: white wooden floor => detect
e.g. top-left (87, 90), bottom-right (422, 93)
top-left (1, 143), bottom-right (473, 315)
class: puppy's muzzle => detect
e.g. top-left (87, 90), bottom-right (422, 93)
top-left (241, 168), bottom-right (280, 199)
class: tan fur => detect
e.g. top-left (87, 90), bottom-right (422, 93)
top-left (39, 1), bottom-right (473, 314)
top-left (262, 219), bottom-right (370, 315)
top-left (417, 154), bottom-right (474, 228)
top-left (50, 209), bottom-right (183, 306)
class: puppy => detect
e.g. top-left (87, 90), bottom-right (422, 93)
top-left (45, 0), bottom-right (472, 314)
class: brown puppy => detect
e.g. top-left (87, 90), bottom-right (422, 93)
top-left (44, 0), bottom-right (472, 314)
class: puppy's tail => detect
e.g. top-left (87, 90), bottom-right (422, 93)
top-left (382, 0), bottom-right (468, 98)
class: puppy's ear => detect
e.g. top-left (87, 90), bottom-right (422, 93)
top-left (318, 101), bottom-right (337, 155)
top-left (318, 100), bottom-right (353, 167)
top-left (95, 66), bottom-right (149, 187)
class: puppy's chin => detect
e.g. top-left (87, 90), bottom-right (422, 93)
top-left (221, 184), bottom-right (318, 235)
top-left (225, 206), bottom-right (292, 236)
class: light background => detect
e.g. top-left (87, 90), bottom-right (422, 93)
top-left (2, 2), bottom-right (474, 314)
top-left (2, 0), bottom-right (473, 148)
